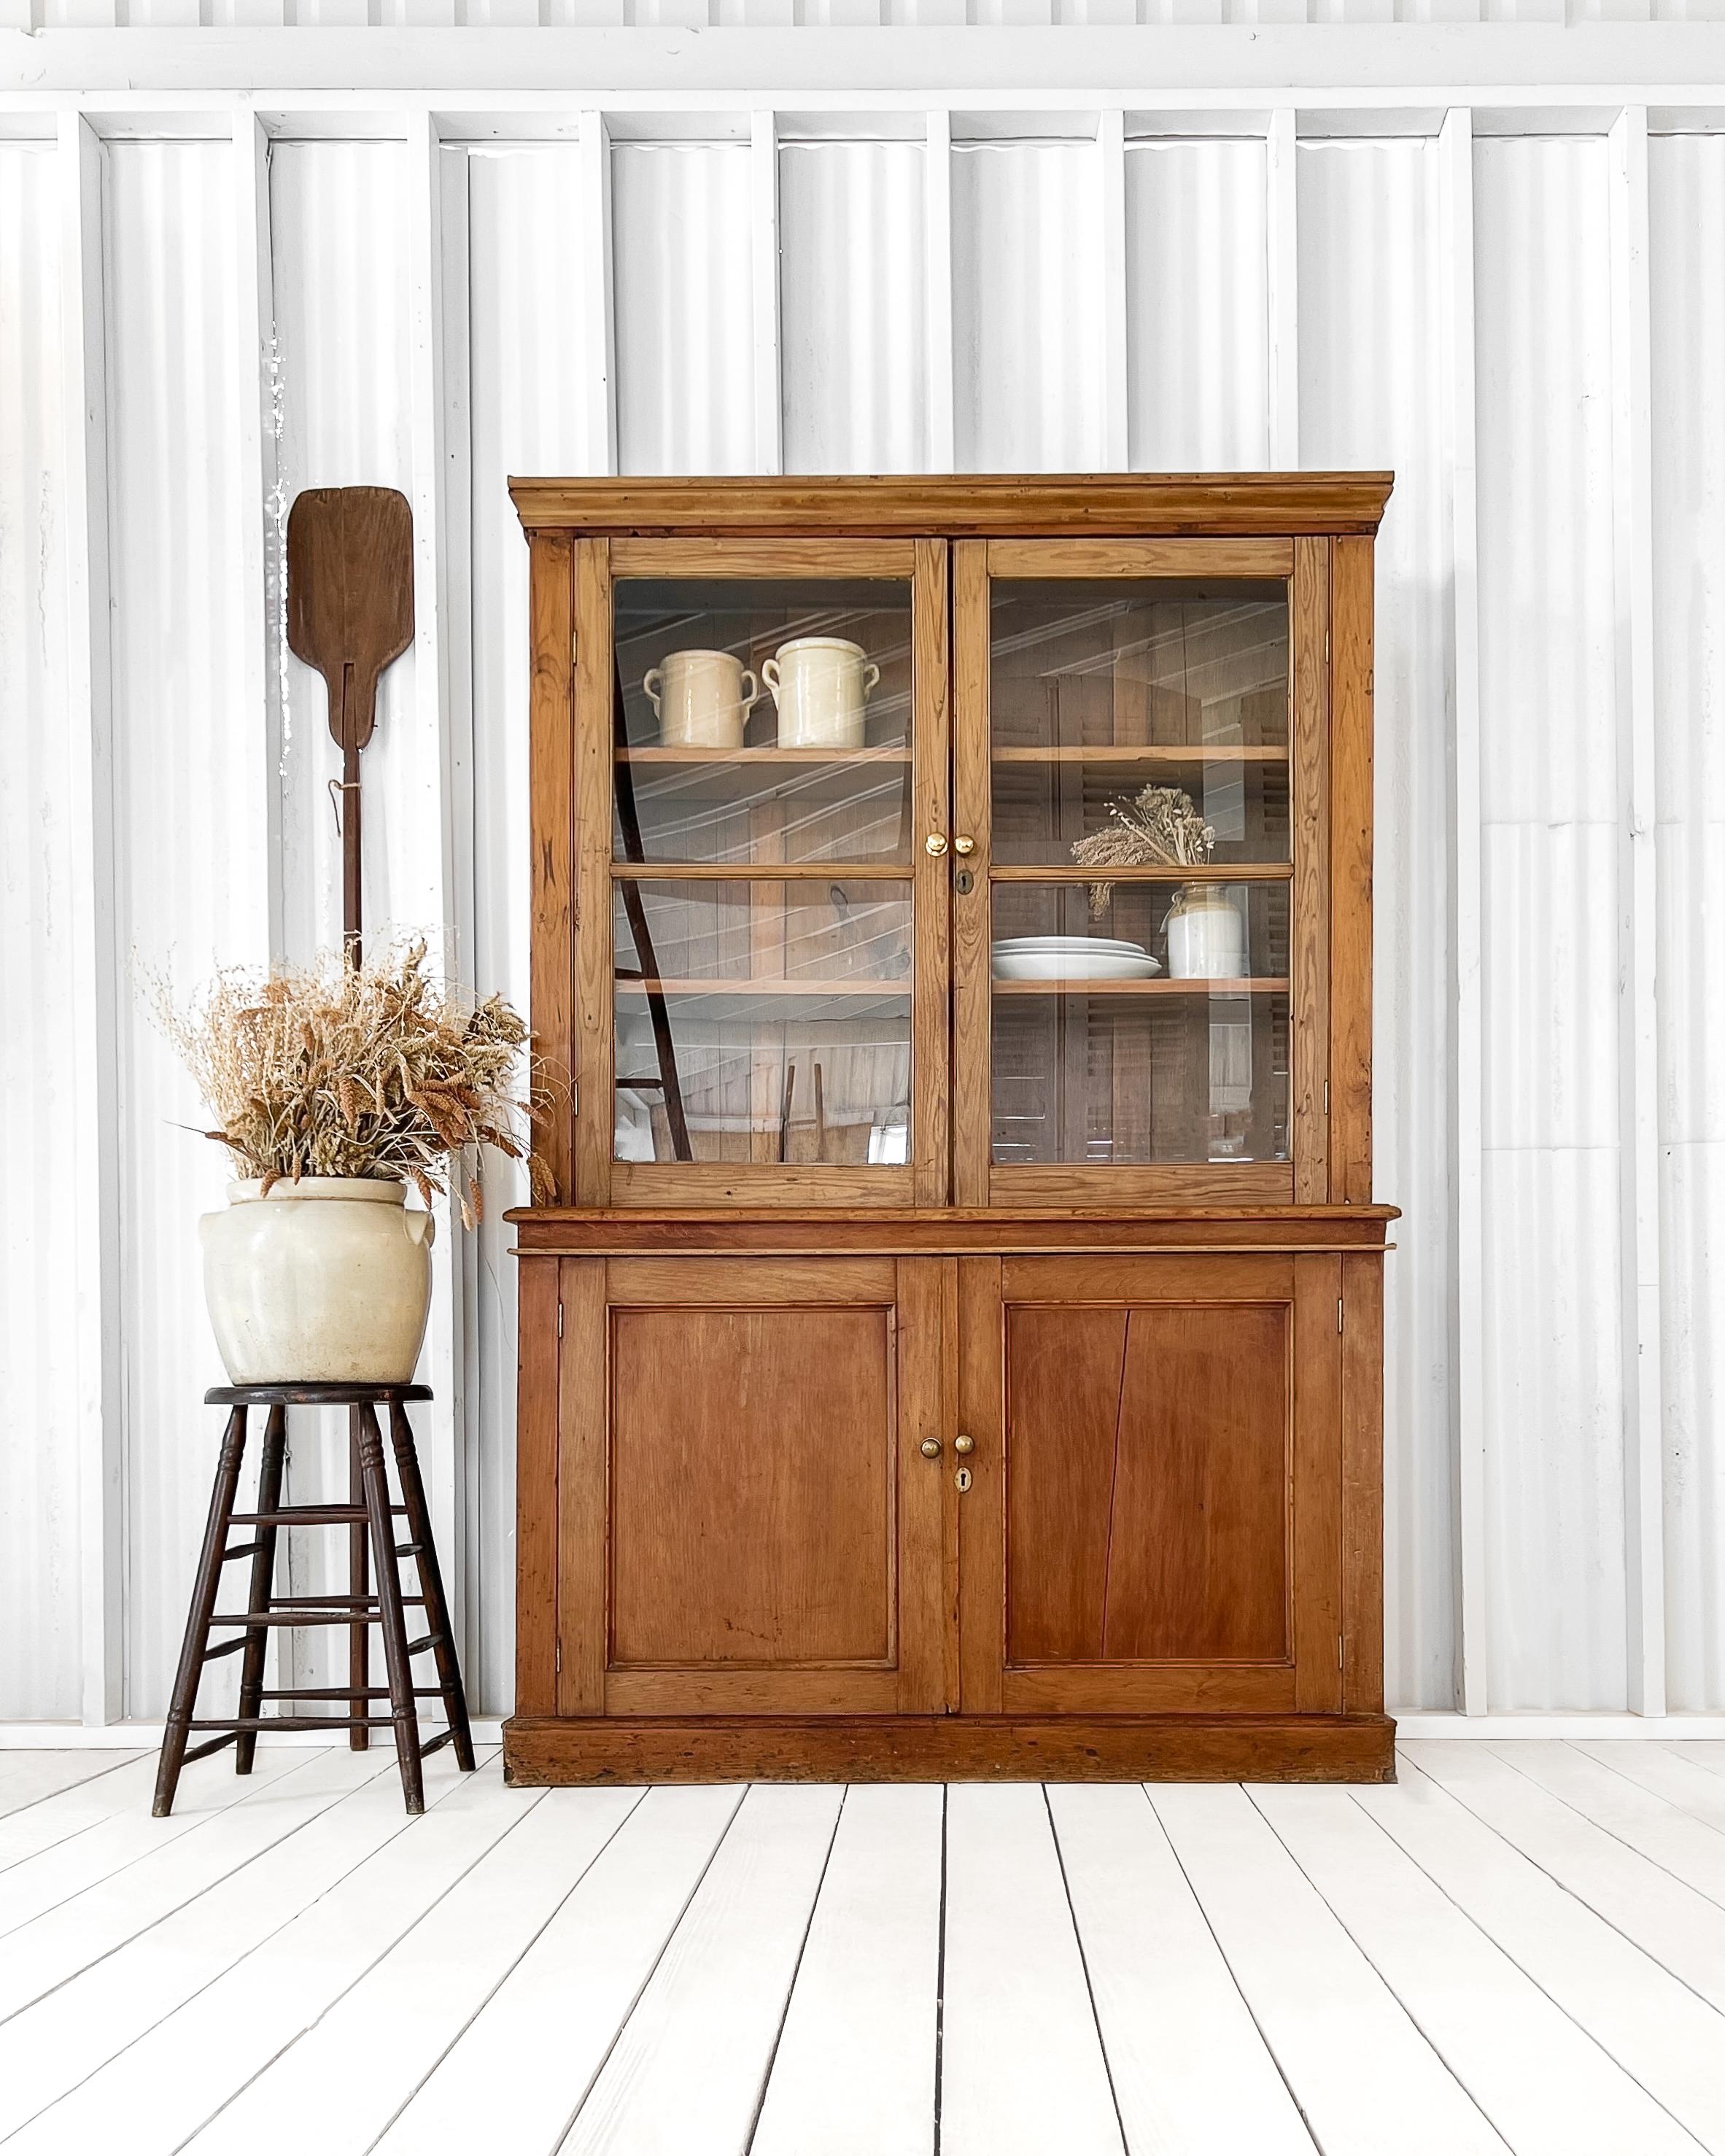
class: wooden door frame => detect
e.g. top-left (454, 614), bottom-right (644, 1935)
top-left (950, 535), bottom-right (1333, 1211)
top-left (955, 1251), bottom-right (1344, 1716)
top-left (549, 1252), bottom-right (955, 1718)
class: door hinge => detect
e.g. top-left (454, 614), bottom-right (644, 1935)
top-left (1337, 1298), bottom-right (1344, 1335)
top-left (1322, 1080), bottom-right (1330, 1116)
top-left (555, 1641), bottom-right (562, 1673)
top-left (1338, 1635), bottom-right (1345, 1669)
top-left (557, 1300), bottom-right (564, 1339)
top-left (572, 629), bottom-right (579, 667)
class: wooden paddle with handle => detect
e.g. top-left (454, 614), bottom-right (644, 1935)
top-left (286, 486), bottom-right (415, 956)
top-left (283, 484), bottom-right (414, 1752)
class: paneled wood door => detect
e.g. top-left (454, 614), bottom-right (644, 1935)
top-left (555, 1255), bottom-right (953, 1717)
top-left (955, 1253), bottom-right (1344, 1714)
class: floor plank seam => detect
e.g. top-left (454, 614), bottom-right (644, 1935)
top-left (357, 1784), bottom-right (654, 2156)
top-left (741, 1785), bottom-right (849, 2156)
top-left (1342, 1767), bottom-right (1718, 2152)
top-left (0, 1752), bottom-right (400, 2036)
top-left (161, 1760), bottom-right (532, 2156)
top-left (1138, 1783), bottom-right (1324, 2156)
top-left (9, 1757), bottom-right (497, 2152)
top-left (1240, 1782), bottom-right (1516, 2155)
top-left (931, 1783), bottom-right (949, 2156)
top-left (548, 1781), bottom-right (752, 2155)
top-left (1042, 1783), bottom-right (1131, 2156)
top-left (1565, 1742), bottom-right (1725, 1837)
top-left (1400, 1753), bottom-right (1725, 2023)
top-left (1469, 1744), bottom-right (1725, 1926)
top-left (0, 1756), bottom-right (145, 1829)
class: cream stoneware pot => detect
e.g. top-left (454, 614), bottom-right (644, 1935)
top-left (763, 636), bottom-right (879, 750)
top-left (1165, 885), bottom-right (1247, 980)
top-left (200, 1177), bottom-right (435, 1385)
top-left (643, 648), bottom-right (759, 749)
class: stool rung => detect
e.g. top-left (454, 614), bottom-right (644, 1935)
top-left (395, 1543), bottom-right (425, 1558)
top-left (403, 1634), bottom-right (445, 1656)
top-left (202, 1637), bottom-right (250, 1662)
top-left (181, 1731), bottom-right (240, 1764)
top-left (210, 1610), bottom-right (388, 1629)
top-left (190, 1715), bottom-right (400, 1733)
top-left (267, 1594), bottom-right (428, 1610)
top-left (228, 1505), bottom-right (410, 1526)
top-left (259, 1686), bottom-right (449, 1702)
top-left (222, 1540), bottom-right (268, 1561)
top-left (419, 1726), bottom-right (457, 1758)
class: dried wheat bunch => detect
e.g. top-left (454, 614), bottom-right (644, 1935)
top-left (148, 940), bottom-right (555, 1226)
top-left (1069, 784), bottom-right (1216, 917)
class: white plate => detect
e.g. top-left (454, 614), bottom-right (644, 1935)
top-left (992, 949), bottom-right (1162, 981)
top-left (991, 936), bottom-right (1150, 956)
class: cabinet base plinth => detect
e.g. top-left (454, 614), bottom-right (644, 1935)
top-left (503, 1713), bottom-right (1396, 1785)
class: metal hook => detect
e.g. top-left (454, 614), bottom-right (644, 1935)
top-left (327, 776), bottom-right (359, 837)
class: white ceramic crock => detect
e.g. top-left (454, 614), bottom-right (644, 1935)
top-left (762, 636), bottom-right (880, 751)
top-left (199, 1177), bottom-right (435, 1385)
top-left (1165, 885), bottom-right (1247, 980)
top-left (643, 648), bottom-right (759, 750)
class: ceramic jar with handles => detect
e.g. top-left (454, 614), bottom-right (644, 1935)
top-left (762, 636), bottom-right (880, 751)
top-left (1164, 884), bottom-right (1247, 980)
top-left (643, 648), bottom-right (759, 750)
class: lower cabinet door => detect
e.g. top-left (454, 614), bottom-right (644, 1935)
top-left (557, 1255), bottom-right (951, 1717)
top-left (956, 1253), bottom-right (1344, 1715)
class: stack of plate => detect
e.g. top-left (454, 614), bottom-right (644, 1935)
top-left (991, 936), bottom-right (1161, 982)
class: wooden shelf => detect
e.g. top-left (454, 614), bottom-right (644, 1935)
top-left (992, 862), bottom-right (1290, 884)
top-left (618, 745), bottom-right (910, 765)
top-left (993, 745), bottom-right (1287, 765)
top-left (616, 977), bottom-right (912, 998)
top-left (991, 976), bottom-right (1289, 996)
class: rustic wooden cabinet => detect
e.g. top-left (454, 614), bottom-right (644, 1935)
top-left (505, 476), bottom-right (1396, 1785)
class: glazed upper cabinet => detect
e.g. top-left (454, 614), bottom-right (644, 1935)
top-left (528, 499), bottom-right (1372, 1216)
top-left (509, 476), bottom-right (1394, 1790)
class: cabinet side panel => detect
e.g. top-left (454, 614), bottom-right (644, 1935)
top-left (1293, 1254), bottom-right (1346, 1712)
top-left (515, 1255), bottom-right (561, 1716)
top-left (1342, 1252), bottom-right (1387, 1715)
top-left (1292, 535), bottom-right (1332, 1203)
top-left (528, 532), bottom-right (575, 1203)
top-left (609, 1306), bottom-right (895, 1667)
top-left (557, 1257), bottom-right (608, 1715)
top-left (1331, 535), bottom-right (1376, 1205)
top-left (573, 537), bottom-right (613, 1205)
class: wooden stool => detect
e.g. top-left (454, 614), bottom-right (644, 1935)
top-left (153, 1384), bottom-right (476, 1818)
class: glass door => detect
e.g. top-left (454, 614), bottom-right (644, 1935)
top-left (953, 540), bottom-right (1330, 1206)
top-left (574, 538), bottom-right (949, 1207)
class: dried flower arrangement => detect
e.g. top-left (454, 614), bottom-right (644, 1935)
top-left (150, 940), bottom-right (553, 1226)
top-left (1069, 784), bottom-right (1216, 917)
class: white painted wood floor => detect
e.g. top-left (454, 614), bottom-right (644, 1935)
top-left (3, 1743), bottom-right (1725, 2154)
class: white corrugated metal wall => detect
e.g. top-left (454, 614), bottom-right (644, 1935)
top-left (4, 89), bottom-right (1725, 1726)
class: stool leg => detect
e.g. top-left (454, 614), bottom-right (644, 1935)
top-left (154, 1407), bottom-right (249, 1818)
top-left (358, 1401), bottom-right (424, 1814)
top-left (348, 1406), bottom-right (369, 1751)
top-left (233, 1405), bottom-right (286, 1774)
top-left (387, 1401), bottom-right (476, 1772)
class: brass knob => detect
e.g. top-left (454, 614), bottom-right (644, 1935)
top-left (920, 1438), bottom-right (943, 1459)
top-left (925, 834), bottom-right (949, 858)
top-left (954, 836), bottom-right (976, 857)
top-left (953, 1433), bottom-right (976, 1456)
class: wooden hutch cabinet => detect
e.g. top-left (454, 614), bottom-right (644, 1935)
top-left (505, 475), bottom-right (1396, 1785)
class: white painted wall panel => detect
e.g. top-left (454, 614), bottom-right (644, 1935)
top-left (104, 141), bottom-right (267, 1716)
top-left (1298, 137), bottom-right (1456, 1712)
top-left (1474, 135), bottom-right (1627, 1709)
top-left (1649, 133), bottom-right (1725, 1710)
top-left (12, 101), bottom-right (1725, 1728)
top-left (465, 143), bottom-right (592, 1711)
top-left (0, 146), bottom-right (81, 1720)
top-left (951, 140), bottom-right (1105, 471)
top-left (613, 142), bottom-right (754, 476)
top-left (780, 140), bottom-right (927, 473)
top-left (1124, 138), bottom-right (1269, 472)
